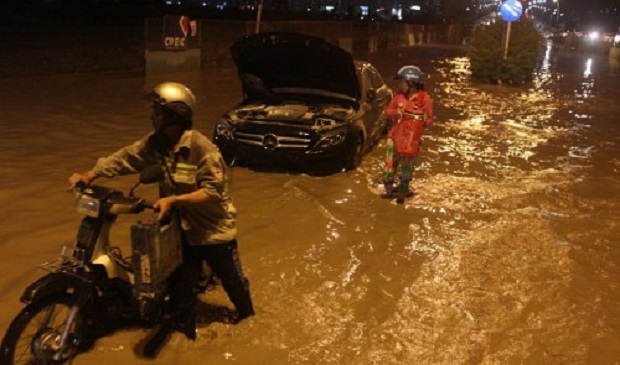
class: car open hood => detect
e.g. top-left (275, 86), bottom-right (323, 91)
top-left (230, 32), bottom-right (360, 103)
top-left (228, 103), bottom-right (352, 126)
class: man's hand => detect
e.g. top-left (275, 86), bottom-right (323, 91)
top-left (68, 170), bottom-right (98, 187)
top-left (153, 190), bottom-right (208, 221)
top-left (153, 196), bottom-right (177, 221)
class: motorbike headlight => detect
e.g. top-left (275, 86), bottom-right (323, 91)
top-left (215, 118), bottom-right (234, 139)
top-left (76, 194), bottom-right (100, 218)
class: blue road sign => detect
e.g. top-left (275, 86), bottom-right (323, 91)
top-left (500, 0), bottom-right (523, 22)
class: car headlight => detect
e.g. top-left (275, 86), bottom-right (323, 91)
top-left (313, 118), bottom-right (345, 131)
top-left (215, 118), bottom-right (234, 139)
top-left (314, 118), bottom-right (337, 127)
top-left (316, 130), bottom-right (347, 148)
top-left (75, 194), bottom-right (100, 218)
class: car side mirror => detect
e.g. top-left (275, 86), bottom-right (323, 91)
top-left (366, 89), bottom-right (377, 101)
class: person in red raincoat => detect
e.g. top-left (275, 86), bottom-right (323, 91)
top-left (383, 65), bottom-right (434, 204)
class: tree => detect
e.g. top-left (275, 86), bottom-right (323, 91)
top-left (468, 19), bottom-right (542, 84)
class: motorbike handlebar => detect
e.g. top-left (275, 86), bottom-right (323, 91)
top-left (71, 181), bottom-right (167, 220)
top-left (71, 180), bottom-right (88, 193)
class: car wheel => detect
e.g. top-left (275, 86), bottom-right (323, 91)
top-left (213, 137), bottom-right (236, 167)
top-left (344, 133), bottom-right (364, 171)
top-left (383, 117), bottom-right (392, 135)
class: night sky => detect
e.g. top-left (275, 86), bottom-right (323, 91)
top-left (2, 0), bottom-right (619, 32)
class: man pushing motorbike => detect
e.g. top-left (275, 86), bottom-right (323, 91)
top-left (69, 82), bottom-right (255, 340)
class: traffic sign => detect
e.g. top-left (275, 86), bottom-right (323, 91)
top-left (500, 0), bottom-right (523, 22)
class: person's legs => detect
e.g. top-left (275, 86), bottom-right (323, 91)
top-left (202, 240), bottom-right (255, 321)
top-left (382, 139), bottom-right (399, 199)
top-left (396, 156), bottom-right (415, 204)
top-left (168, 244), bottom-right (202, 339)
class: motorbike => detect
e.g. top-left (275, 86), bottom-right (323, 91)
top-left (0, 166), bottom-right (186, 364)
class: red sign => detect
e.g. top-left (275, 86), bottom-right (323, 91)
top-left (163, 15), bottom-right (196, 50)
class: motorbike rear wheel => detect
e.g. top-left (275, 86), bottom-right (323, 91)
top-left (1, 294), bottom-right (84, 365)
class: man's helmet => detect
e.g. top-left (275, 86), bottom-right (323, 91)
top-left (395, 65), bottom-right (423, 84)
top-left (147, 82), bottom-right (196, 121)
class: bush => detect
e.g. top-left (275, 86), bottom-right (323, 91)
top-left (468, 19), bottom-right (541, 84)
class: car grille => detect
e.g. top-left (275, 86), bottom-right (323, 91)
top-left (233, 121), bottom-right (313, 150)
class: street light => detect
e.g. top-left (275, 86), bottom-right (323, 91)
top-left (553, 0), bottom-right (560, 27)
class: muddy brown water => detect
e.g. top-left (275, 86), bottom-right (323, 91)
top-left (0, 43), bottom-right (618, 364)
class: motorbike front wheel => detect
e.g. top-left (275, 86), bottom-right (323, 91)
top-left (1, 294), bottom-right (84, 365)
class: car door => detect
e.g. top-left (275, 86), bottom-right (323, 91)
top-left (364, 64), bottom-right (391, 141)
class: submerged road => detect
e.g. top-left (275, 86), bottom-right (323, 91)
top-left (0, 43), bottom-right (618, 364)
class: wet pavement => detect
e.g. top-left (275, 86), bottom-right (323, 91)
top-left (0, 42), bottom-right (618, 364)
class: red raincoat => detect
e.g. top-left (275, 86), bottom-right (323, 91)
top-left (385, 91), bottom-right (434, 157)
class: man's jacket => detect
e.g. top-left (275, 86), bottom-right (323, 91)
top-left (93, 130), bottom-right (237, 245)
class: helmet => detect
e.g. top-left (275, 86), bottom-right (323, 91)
top-left (395, 65), bottom-right (423, 84)
top-left (147, 82), bottom-right (196, 121)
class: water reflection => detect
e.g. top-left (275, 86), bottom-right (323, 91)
top-left (216, 45), bottom-right (620, 364)
top-left (327, 44), bottom-right (618, 364)
top-left (584, 58), bottom-right (593, 78)
top-left (1, 44), bottom-right (618, 364)
top-left (431, 53), bottom-right (563, 180)
top-left (533, 40), bottom-right (555, 89)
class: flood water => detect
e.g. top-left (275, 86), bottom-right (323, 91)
top-left (0, 42), bottom-right (618, 364)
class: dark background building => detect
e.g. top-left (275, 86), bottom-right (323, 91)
top-left (0, 0), bottom-right (618, 31)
